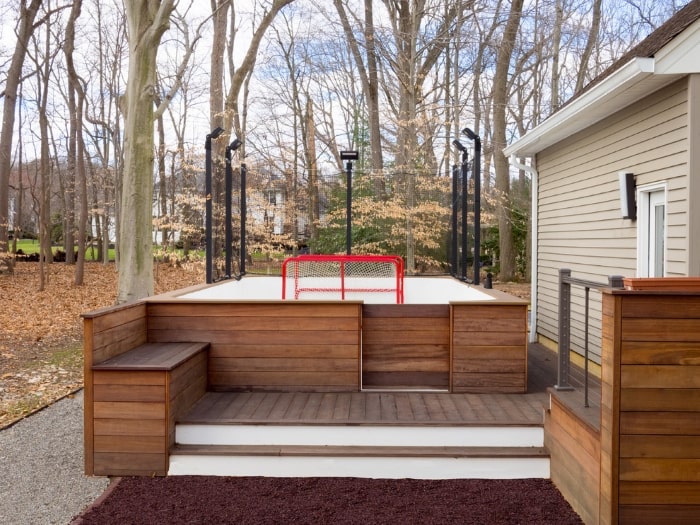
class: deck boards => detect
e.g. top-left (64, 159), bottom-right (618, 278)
top-left (179, 344), bottom-right (580, 426)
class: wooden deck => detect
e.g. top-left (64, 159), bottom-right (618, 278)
top-left (179, 343), bottom-right (590, 427)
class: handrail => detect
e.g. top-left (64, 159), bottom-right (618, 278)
top-left (557, 269), bottom-right (625, 407)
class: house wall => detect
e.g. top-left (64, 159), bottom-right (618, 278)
top-left (535, 78), bottom-right (691, 362)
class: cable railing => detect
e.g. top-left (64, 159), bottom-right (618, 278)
top-left (556, 269), bottom-right (625, 407)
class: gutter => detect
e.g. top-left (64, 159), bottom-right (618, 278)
top-left (509, 155), bottom-right (539, 343)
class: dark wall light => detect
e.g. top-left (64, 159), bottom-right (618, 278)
top-left (619, 171), bottom-right (637, 220)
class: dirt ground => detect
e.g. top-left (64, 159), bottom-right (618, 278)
top-left (0, 260), bottom-right (204, 428)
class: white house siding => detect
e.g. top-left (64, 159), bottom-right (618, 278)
top-left (535, 79), bottom-right (690, 362)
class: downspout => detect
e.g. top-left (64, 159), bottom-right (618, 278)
top-left (509, 155), bottom-right (539, 343)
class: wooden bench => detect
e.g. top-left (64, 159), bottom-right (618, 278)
top-left (90, 342), bottom-right (209, 476)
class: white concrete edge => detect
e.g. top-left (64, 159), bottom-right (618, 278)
top-left (175, 424), bottom-right (544, 448)
top-left (168, 455), bottom-right (550, 479)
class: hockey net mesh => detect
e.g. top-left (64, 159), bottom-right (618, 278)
top-left (282, 255), bottom-right (404, 303)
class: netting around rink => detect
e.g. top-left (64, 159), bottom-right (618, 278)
top-left (282, 255), bottom-right (404, 303)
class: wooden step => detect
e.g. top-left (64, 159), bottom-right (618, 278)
top-left (171, 443), bottom-right (549, 459)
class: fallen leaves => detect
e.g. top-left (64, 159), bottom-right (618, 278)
top-left (0, 260), bottom-right (204, 428)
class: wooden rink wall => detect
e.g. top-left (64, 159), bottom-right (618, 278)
top-left (545, 289), bottom-right (700, 525)
top-left (82, 288), bottom-right (528, 476)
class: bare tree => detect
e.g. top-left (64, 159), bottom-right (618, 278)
top-left (492, 0), bottom-right (524, 281)
top-left (0, 0), bottom-right (43, 252)
top-left (117, 0), bottom-right (175, 303)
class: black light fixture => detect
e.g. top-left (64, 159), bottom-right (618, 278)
top-left (618, 172), bottom-right (636, 220)
top-left (452, 139), bottom-right (467, 152)
top-left (340, 150), bottom-right (359, 161)
top-left (462, 127), bottom-right (481, 285)
top-left (340, 150), bottom-right (359, 254)
top-left (205, 127), bottom-right (225, 284)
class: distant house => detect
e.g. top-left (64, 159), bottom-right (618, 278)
top-left (503, 0), bottom-right (700, 363)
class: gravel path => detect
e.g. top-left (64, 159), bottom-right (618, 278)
top-left (0, 390), bottom-right (110, 525)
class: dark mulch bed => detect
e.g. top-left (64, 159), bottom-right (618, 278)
top-left (73, 476), bottom-right (583, 524)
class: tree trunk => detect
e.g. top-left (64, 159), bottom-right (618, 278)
top-left (0, 0), bottom-right (43, 252)
top-left (492, 0), bottom-right (524, 281)
top-left (117, 0), bottom-right (174, 303)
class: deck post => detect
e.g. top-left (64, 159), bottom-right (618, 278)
top-left (555, 268), bottom-right (574, 391)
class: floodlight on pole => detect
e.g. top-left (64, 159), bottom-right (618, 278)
top-left (340, 150), bottom-right (359, 254)
top-left (462, 127), bottom-right (481, 285)
top-left (205, 127), bottom-right (224, 283)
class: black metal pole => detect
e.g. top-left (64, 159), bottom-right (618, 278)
top-left (346, 160), bottom-right (353, 255)
top-left (473, 136), bottom-right (481, 285)
top-left (205, 138), bottom-right (214, 284)
top-left (204, 127), bottom-right (223, 283)
top-left (451, 164), bottom-right (459, 277)
top-left (225, 146), bottom-right (233, 279)
top-left (461, 150), bottom-right (468, 281)
top-left (240, 162), bottom-right (247, 275)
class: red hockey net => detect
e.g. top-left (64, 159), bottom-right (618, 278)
top-left (282, 255), bottom-right (404, 304)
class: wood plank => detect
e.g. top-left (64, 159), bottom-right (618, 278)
top-left (544, 411), bottom-right (599, 525)
top-left (90, 302), bottom-right (147, 333)
top-left (452, 305), bottom-right (526, 321)
top-left (362, 330), bottom-right (448, 345)
top-left (149, 329), bottom-right (359, 346)
top-left (93, 452), bottom-right (165, 474)
top-left (93, 370), bottom-right (166, 386)
top-left (92, 328), bottom-right (148, 365)
top-left (210, 357), bottom-right (358, 372)
top-left (147, 301), bottom-right (360, 318)
top-left (620, 435), bottom-right (700, 459)
top-left (92, 342), bottom-right (208, 371)
top-left (94, 401), bottom-right (165, 420)
top-left (620, 365), bottom-right (700, 388)
top-left (619, 481), bottom-right (700, 505)
top-left (620, 388), bottom-right (700, 411)
top-left (94, 435), bottom-right (165, 454)
top-left (362, 357), bottom-right (449, 373)
top-left (92, 318), bottom-right (148, 355)
top-left (363, 304), bottom-right (449, 318)
top-left (619, 504), bottom-right (700, 525)
top-left (361, 344), bottom-right (449, 361)
top-left (452, 373), bottom-right (525, 388)
top-left (93, 418), bottom-right (166, 437)
top-left (209, 371), bottom-right (359, 388)
top-left (620, 458), bottom-right (700, 482)
top-left (93, 384), bottom-right (165, 403)
top-left (453, 317), bottom-right (526, 333)
top-left (621, 341), bottom-right (700, 365)
top-left (452, 358), bottom-right (525, 374)
top-left (620, 296), bottom-right (700, 318)
top-left (453, 332), bottom-right (526, 346)
top-left (620, 412), bottom-right (700, 435)
top-left (362, 317), bottom-right (450, 331)
top-left (454, 345), bottom-right (526, 360)
top-left (209, 344), bottom-right (358, 359)
top-left (148, 315), bottom-right (359, 332)
top-left (622, 318), bottom-right (700, 341)
top-left (362, 371), bottom-right (449, 389)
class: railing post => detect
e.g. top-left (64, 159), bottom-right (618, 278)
top-left (609, 275), bottom-right (625, 289)
top-left (556, 268), bottom-right (574, 391)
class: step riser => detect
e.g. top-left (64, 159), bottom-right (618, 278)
top-left (176, 424), bottom-right (544, 448)
top-left (168, 455), bottom-right (550, 479)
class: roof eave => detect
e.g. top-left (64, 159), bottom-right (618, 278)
top-left (504, 57), bottom-right (684, 158)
